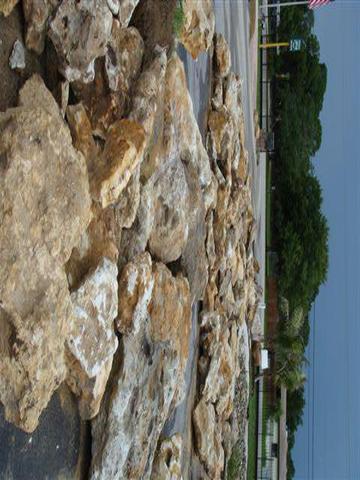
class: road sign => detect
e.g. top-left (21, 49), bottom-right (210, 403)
top-left (289, 38), bottom-right (302, 51)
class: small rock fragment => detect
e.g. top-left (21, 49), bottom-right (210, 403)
top-left (9, 39), bottom-right (25, 70)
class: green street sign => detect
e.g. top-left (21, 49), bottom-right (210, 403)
top-left (290, 38), bottom-right (302, 52)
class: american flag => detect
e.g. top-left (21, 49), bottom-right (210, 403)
top-left (308, 0), bottom-right (334, 8)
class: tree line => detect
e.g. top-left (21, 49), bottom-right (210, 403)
top-left (269, 6), bottom-right (329, 478)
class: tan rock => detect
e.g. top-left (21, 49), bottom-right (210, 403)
top-left (193, 398), bottom-right (224, 480)
top-left (91, 253), bottom-right (191, 480)
top-left (151, 434), bottom-right (183, 480)
top-left (105, 23), bottom-right (144, 92)
top-left (66, 352), bottom-right (113, 420)
top-left (0, 76), bottom-right (91, 432)
top-left (214, 33), bottom-right (231, 78)
top-left (94, 119), bottom-right (146, 208)
top-left (23, 0), bottom-right (59, 54)
top-left (49, 0), bottom-right (112, 82)
top-left (118, 178), bottom-right (155, 268)
top-left (68, 258), bottom-right (118, 378)
top-left (148, 158), bottom-right (190, 264)
top-left (114, 163), bottom-right (141, 230)
top-left (118, 0), bottom-right (139, 27)
top-left (65, 204), bottom-right (119, 289)
top-left (164, 52), bottom-right (214, 211)
top-left (66, 102), bottom-right (99, 175)
top-left (0, 0), bottom-right (18, 16)
top-left (66, 257), bottom-right (118, 419)
top-left (129, 47), bottom-right (167, 146)
top-left (71, 57), bottom-right (127, 138)
top-left (180, 0), bottom-right (215, 59)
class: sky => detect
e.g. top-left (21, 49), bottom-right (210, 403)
top-left (293, 2), bottom-right (360, 479)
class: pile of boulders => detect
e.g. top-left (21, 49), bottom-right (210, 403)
top-left (0, 1), bottom-right (258, 478)
top-left (190, 32), bottom-right (260, 479)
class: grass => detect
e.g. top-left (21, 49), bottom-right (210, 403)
top-left (228, 441), bottom-right (242, 480)
top-left (173, 1), bottom-right (185, 38)
top-left (247, 386), bottom-right (258, 480)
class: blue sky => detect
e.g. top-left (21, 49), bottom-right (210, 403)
top-left (293, 2), bottom-right (360, 479)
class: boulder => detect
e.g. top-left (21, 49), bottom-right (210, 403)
top-left (91, 252), bottom-right (191, 480)
top-left (23, 0), bottom-right (59, 54)
top-left (71, 57), bottom-right (126, 138)
top-left (0, 0), bottom-right (18, 16)
top-left (214, 33), bottom-right (231, 78)
top-left (148, 158), bottom-right (190, 264)
top-left (0, 75), bottom-right (91, 432)
top-left (129, 47), bottom-right (167, 151)
top-left (105, 23), bottom-right (144, 93)
top-left (118, 0), bottom-right (139, 27)
top-left (49, 0), bottom-right (113, 82)
top-left (94, 118), bottom-right (146, 208)
top-left (66, 257), bottom-right (118, 419)
top-left (113, 163), bottom-right (141, 230)
top-left (151, 434), bottom-right (183, 480)
top-left (180, 0), bottom-right (215, 59)
top-left (193, 398), bottom-right (224, 480)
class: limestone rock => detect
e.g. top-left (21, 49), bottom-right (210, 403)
top-left (94, 119), bottom-right (146, 208)
top-left (66, 353), bottom-right (113, 420)
top-left (68, 258), bottom-right (118, 379)
top-left (0, 76), bottom-right (91, 432)
top-left (66, 258), bottom-right (118, 418)
top-left (118, 0), bottom-right (139, 27)
top-left (66, 102), bottom-right (99, 175)
top-left (148, 158), bottom-right (190, 264)
top-left (23, 0), bottom-right (59, 54)
top-left (129, 47), bottom-right (167, 147)
top-left (151, 434), bottom-right (183, 480)
top-left (9, 39), bottom-right (25, 70)
top-left (214, 33), bottom-right (231, 78)
top-left (91, 253), bottom-right (191, 480)
top-left (193, 398), bottom-right (224, 480)
top-left (18, 73), bottom-right (59, 115)
top-left (114, 163), bottom-right (141, 230)
top-left (164, 52), bottom-right (215, 211)
top-left (200, 313), bottom-right (240, 420)
top-left (71, 58), bottom-right (126, 138)
top-left (118, 179), bottom-right (155, 268)
top-left (49, 0), bottom-right (112, 82)
top-left (65, 204), bottom-right (119, 289)
top-left (105, 23), bottom-right (144, 92)
top-left (180, 160), bottom-right (208, 302)
top-left (180, 0), bottom-right (215, 59)
top-left (0, 0), bottom-right (18, 16)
